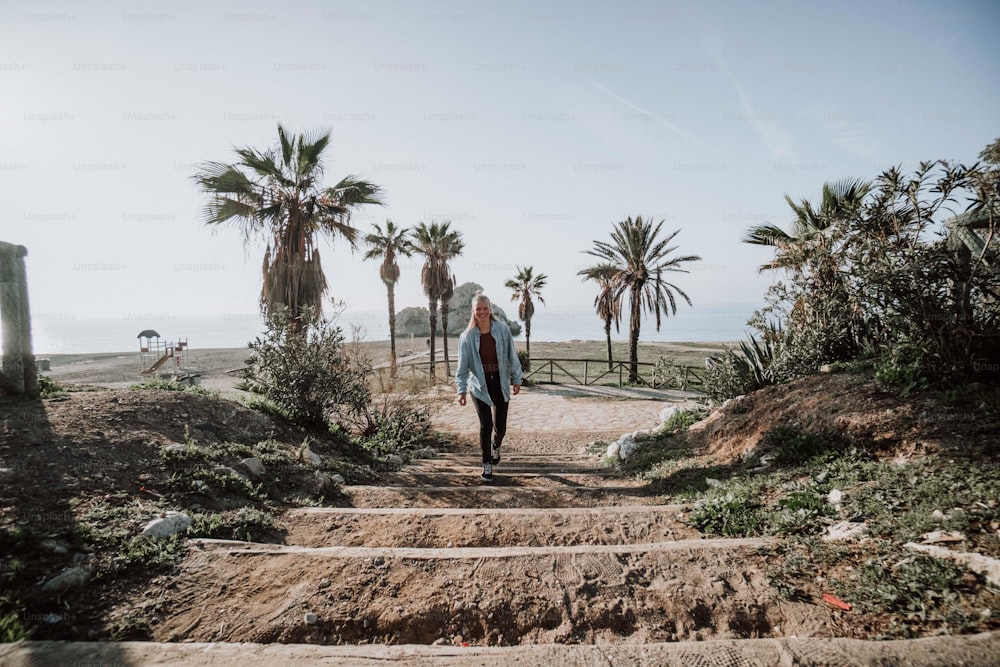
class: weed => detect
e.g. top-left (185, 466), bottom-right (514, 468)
top-left (189, 507), bottom-right (274, 542)
top-left (687, 483), bottom-right (768, 537)
top-left (37, 375), bottom-right (65, 399)
top-left (0, 611), bottom-right (28, 641)
top-left (831, 552), bottom-right (971, 635)
top-left (128, 379), bottom-right (214, 395)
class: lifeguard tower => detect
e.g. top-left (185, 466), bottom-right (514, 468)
top-left (137, 329), bottom-right (189, 376)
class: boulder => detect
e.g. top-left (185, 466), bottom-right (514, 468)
top-left (42, 566), bottom-right (90, 592)
top-left (141, 511), bottom-right (192, 539)
top-left (239, 457), bottom-right (266, 479)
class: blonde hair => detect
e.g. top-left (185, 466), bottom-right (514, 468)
top-left (465, 292), bottom-right (497, 331)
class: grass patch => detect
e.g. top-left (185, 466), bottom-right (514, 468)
top-left (128, 379), bottom-right (215, 395)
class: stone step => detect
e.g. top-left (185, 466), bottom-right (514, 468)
top-left (160, 538), bottom-right (787, 645)
top-left (374, 471), bottom-right (641, 489)
top-left (9, 634), bottom-right (1000, 667)
top-left (192, 537), bottom-right (767, 559)
top-left (278, 505), bottom-right (695, 548)
top-left (337, 484), bottom-right (665, 508)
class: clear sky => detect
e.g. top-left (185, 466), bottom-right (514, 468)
top-left (3, 0), bottom-right (998, 326)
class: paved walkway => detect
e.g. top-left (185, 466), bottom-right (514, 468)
top-left (431, 384), bottom-right (704, 434)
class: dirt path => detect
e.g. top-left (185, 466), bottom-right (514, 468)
top-left (6, 388), bottom-right (1000, 664)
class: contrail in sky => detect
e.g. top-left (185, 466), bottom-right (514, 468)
top-left (587, 79), bottom-right (728, 159)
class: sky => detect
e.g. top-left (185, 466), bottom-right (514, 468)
top-left (3, 0), bottom-right (999, 332)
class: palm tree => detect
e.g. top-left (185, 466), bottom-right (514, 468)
top-left (412, 221), bottom-right (464, 380)
top-left (742, 178), bottom-right (870, 274)
top-left (193, 124), bottom-right (383, 327)
top-left (586, 216), bottom-right (700, 383)
top-left (743, 179), bottom-right (870, 345)
top-left (577, 263), bottom-right (620, 371)
top-left (363, 219), bottom-right (413, 377)
top-left (504, 266), bottom-right (547, 360)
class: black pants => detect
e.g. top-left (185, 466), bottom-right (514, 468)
top-left (473, 373), bottom-right (508, 464)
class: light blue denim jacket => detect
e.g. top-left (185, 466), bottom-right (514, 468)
top-left (456, 319), bottom-right (522, 406)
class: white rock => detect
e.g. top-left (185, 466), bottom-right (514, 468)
top-left (659, 405), bottom-right (681, 424)
top-left (165, 443), bottom-right (187, 454)
top-left (823, 521), bottom-right (867, 542)
top-left (920, 531), bottom-right (965, 544)
top-left (828, 489), bottom-right (843, 509)
top-left (42, 566), bottom-right (90, 592)
top-left (606, 442), bottom-right (620, 461)
top-left (705, 478), bottom-right (723, 488)
top-left (240, 457), bottom-right (266, 478)
top-left (331, 474), bottom-right (346, 485)
top-left (141, 512), bottom-right (192, 539)
top-left (618, 434), bottom-right (639, 460)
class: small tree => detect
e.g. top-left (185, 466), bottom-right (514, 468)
top-left (363, 220), bottom-right (413, 377)
top-left (504, 266), bottom-right (547, 359)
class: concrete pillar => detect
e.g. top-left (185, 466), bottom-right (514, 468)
top-left (0, 241), bottom-right (37, 398)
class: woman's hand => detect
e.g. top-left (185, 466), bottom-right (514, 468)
top-left (512, 384), bottom-right (521, 395)
top-left (457, 393), bottom-right (467, 406)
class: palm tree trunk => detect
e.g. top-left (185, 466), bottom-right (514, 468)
top-left (525, 318), bottom-right (531, 358)
top-left (441, 304), bottom-right (451, 378)
top-left (628, 287), bottom-right (641, 383)
top-left (427, 298), bottom-right (437, 380)
top-left (387, 283), bottom-right (397, 378)
top-left (604, 317), bottom-right (613, 372)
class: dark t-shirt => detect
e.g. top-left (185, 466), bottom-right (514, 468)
top-left (479, 330), bottom-right (499, 374)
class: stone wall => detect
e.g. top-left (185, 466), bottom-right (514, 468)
top-left (0, 241), bottom-right (37, 398)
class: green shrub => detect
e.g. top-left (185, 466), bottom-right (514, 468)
top-left (37, 374), bottom-right (65, 399)
top-left (0, 611), bottom-right (29, 642)
top-left (243, 308), bottom-right (371, 431)
top-left (687, 485), bottom-right (768, 537)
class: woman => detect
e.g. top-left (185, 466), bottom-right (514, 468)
top-left (456, 293), bottom-right (522, 482)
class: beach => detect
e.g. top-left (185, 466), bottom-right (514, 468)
top-left (40, 339), bottom-right (729, 392)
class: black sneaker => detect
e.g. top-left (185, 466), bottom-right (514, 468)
top-left (490, 443), bottom-right (501, 465)
top-left (480, 463), bottom-right (493, 482)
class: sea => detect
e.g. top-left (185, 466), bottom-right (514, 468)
top-left (29, 303), bottom-right (762, 355)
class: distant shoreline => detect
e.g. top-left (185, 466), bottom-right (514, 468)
top-left (40, 340), bottom-right (732, 391)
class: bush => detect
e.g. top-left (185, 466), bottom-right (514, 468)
top-left (243, 308), bottom-right (371, 431)
top-left (517, 349), bottom-right (531, 373)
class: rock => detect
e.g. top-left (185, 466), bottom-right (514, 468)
top-left (300, 447), bottom-right (322, 467)
top-left (828, 489), bottom-right (843, 510)
top-left (318, 579), bottom-right (331, 589)
top-left (415, 447), bottom-right (437, 459)
top-left (191, 480), bottom-right (210, 494)
top-left (40, 539), bottom-right (69, 555)
top-left (164, 443), bottom-right (187, 454)
top-left (659, 405), bottom-right (681, 423)
top-left (605, 442), bottom-right (620, 461)
top-left (141, 512), bottom-right (192, 539)
top-left (42, 565), bottom-right (90, 592)
top-left (240, 457), bottom-right (266, 479)
top-left (386, 454), bottom-right (404, 470)
top-left (921, 530), bottom-right (965, 544)
top-left (432, 637), bottom-right (449, 645)
top-left (705, 478), bottom-right (723, 488)
top-left (304, 612), bottom-right (318, 625)
top-left (315, 471), bottom-right (337, 490)
top-left (331, 474), bottom-right (346, 485)
top-left (820, 364), bottom-right (833, 373)
top-left (617, 434), bottom-right (639, 460)
top-left (823, 521), bottom-right (867, 542)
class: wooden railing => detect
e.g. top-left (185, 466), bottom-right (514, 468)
top-left (380, 356), bottom-right (702, 390)
top-left (524, 358), bottom-right (663, 388)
